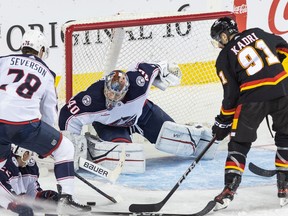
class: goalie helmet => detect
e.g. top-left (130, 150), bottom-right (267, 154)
top-left (104, 70), bottom-right (129, 109)
top-left (210, 17), bottom-right (238, 46)
top-left (12, 145), bottom-right (33, 166)
top-left (21, 29), bottom-right (49, 60)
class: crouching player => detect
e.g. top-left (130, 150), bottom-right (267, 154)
top-left (59, 61), bottom-right (219, 174)
top-left (0, 146), bottom-right (59, 216)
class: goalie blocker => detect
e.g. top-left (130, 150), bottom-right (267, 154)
top-left (155, 121), bottom-right (219, 160)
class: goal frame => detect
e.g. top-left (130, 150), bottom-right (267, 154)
top-left (63, 11), bottom-right (235, 103)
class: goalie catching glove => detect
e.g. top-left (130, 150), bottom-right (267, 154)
top-left (153, 61), bottom-right (182, 90)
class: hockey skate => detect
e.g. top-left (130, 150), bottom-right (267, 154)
top-left (277, 172), bottom-right (288, 207)
top-left (214, 175), bottom-right (241, 211)
top-left (57, 184), bottom-right (92, 213)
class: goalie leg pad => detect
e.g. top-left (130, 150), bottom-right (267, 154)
top-left (194, 128), bottom-right (220, 160)
top-left (155, 122), bottom-right (219, 159)
top-left (86, 134), bottom-right (145, 174)
top-left (155, 121), bottom-right (203, 157)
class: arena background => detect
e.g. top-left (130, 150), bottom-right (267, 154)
top-left (0, 0), bottom-right (287, 76)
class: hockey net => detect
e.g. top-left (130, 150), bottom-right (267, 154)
top-left (59, 11), bottom-right (235, 126)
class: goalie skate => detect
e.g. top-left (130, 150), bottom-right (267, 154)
top-left (279, 198), bottom-right (288, 207)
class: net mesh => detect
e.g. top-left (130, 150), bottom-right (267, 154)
top-left (59, 12), bottom-right (234, 125)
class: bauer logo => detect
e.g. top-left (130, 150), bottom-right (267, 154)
top-left (83, 161), bottom-right (108, 177)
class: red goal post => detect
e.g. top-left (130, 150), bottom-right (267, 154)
top-left (61, 11), bottom-right (235, 125)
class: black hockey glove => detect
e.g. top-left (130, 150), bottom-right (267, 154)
top-left (36, 190), bottom-right (59, 202)
top-left (212, 116), bottom-right (232, 141)
top-left (8, 202), bottom-right (34, 216)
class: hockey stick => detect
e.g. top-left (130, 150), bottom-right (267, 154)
top-left (129, 136), bottom-right (217, 213)
top-left (248, 162), bottom-right (276, 177)
top-left (75, 172), bottom-right (118, 203)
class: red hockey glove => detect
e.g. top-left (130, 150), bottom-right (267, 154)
top-left (212, 116), bottom-right (232, 141)
top-left (36, 190), bottom-right (59, 202)
top-left (8, 202), bottom-right (34, 216)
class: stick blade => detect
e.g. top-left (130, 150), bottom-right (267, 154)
top-left (129, 202), bottom-right (163, 213)
top-left (248, 162), bottom-right (276, 177)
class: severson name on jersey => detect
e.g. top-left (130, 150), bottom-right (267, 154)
top-left (10, 56), bottom-right (48, 77)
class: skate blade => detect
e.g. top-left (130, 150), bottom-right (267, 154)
top-left (214, 198), bottom-right (231, 211)
top-left (280, 198), bottom-right (288, 207)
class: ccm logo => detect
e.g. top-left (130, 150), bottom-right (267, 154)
top-left (83, 162), bottom-right (108, 177)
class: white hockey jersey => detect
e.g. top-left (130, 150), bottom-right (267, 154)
top-left (0, 54), bottom-right (57, 126)
top-left (0, 154), bottom-right (41, 209)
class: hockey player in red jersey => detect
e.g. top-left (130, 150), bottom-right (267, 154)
top-left (0, 29), bottom-right (91, 215)
top-left (0, 146), bottom-right (59, 215)
top-left (210, 16), bottom-right (288, 210)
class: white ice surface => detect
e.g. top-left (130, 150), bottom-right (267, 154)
top-left (1, 126), bottom-right (288, 216)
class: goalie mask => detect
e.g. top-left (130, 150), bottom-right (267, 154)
top-left (12, 145), bottom-right (33, 166)
top-left (21, 29), bottom-right (49, 60)
top-left (210, 17), bottom-right (238, 47)
top-left (104, 70), bottom-right (129, 109)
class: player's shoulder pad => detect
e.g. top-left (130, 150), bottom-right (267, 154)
top-left (27, 158), bottom-right (36, 167)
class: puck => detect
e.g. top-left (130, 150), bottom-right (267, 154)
top-left (87, 201), bottom-right (96, 206)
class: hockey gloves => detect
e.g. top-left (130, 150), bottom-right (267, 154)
top-left (212, 115), bottom-right (232, 141)
top-left (36, 190), bottom-right (59, 202)
top-left (8, 202), bottom-right (34, 216)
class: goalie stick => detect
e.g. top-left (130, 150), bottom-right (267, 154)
top-left (75, 172), bottom-right (119, 203)
top-left (79, 144), bottom-right (126, 183)
top-left (248, 162), bottom-right (277, 177)
top-left (129, 136), bottom-right (217, 213)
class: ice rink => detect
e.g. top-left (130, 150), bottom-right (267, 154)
top-left (2, 130), bottom-right (288, 216)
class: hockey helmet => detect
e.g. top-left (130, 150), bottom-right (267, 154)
top-left (210, 17), bottom-right (238, 45)
top-left (12, 145), bottom-right (33, 166)
top-left (21, 29), bottom-right (49, 60)
top-left (104, 70), bottom-right (129, 109)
